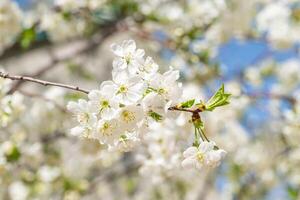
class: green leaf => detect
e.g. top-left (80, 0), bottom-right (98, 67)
top-left (205, 84), bottom-right (231, 111)
top-left (287, 186), bottom-right (299, 200)
top-left (20, 27), bottom-right (36, 49)
top-left (180, 99), bottom-right (195, 108)
top-left (148, 111), bottom-right (162, 122)
top-left (5, 145), bottom-right (21, 162)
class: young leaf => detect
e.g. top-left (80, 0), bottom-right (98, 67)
top-left (148, 111), bottom-right (163, 122)
top-left (20, 27), bottom-right (36, 49)
top-left (205, 84), bottom-right (231, 111)
top-left (180, 99), bottom-right (195, 108)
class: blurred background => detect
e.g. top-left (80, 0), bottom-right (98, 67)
top-left (0, 0), bottom-right (300, 199)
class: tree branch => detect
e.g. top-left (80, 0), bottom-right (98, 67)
top-left (0, 72), bottom-right (89, 94)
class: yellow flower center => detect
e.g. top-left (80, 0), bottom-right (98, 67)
top-left (100, 122), bottom-right (113, 136)
top-left (121, 110), bottom-right (135, 123)
top-left (158, 88), bottom-right (166, 95)
top-left (77, 113), bottom-right (89, 124)
top-left (124, 54), bottom-right (132, 64)
top-left (119, 85), bottom-right (128, 93)
top-left (196, 152), bottom-right (205, 163)
top-left (100, 100), bottom-right (109, 108)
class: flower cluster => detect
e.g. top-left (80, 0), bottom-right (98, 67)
top-left (68, 39), bottom-right (228, 170)
top-left (67, 40), bottom-right (182, 151)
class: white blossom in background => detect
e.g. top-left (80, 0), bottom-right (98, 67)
top-left (187, 0), bottom-right (226, 24)
top-left (276, 59), bottom-right (300, 89)
top-left (138, 120), bottom-right (183, 183)
top-left (0, 0), bottom-right (22, 54)
top-left (55, 0), bottom-right (87, 10)
top-left (38, 165), bottom-right (61, 183)
top-left (55, 0), bottom-right (106, 11)
top-left (9, 181), bottom-right (29, 200)
top-left (40, 12), bottom-right (87, 42)
top-left (256, 1), bottom-right (300, 48)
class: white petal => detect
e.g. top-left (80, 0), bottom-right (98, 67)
top-left (199, 141), bottom-right (215, 153)
top-left (181, 158), bottom-right (196, 169)
top-left (123, 40), bottom-right (136, 53)
top-left (126, 90), bottom-right (142, 103)
top-left (163, 68), bottom-right (180, 83)
top-left (135, 49), bottom-right (145, 58)
top-left (110, 43), bottom-right (124, 57)
top-left (67, 101), bottom-right (79, 112)
top-left (70, 126), bottom-right (84, 136)
top-left (101, 108), bottom-right (117, 120)
top-left (112, 69), bottom-right (130, 84)
top-left (88, 90), bottom-right (101, 101)
top-left (195, 161), bottom-right (204, 170)
top-left (183, 147), bottom-right (198, 158)
top-left (101, 81), bottom-right (118, 95)
top-left (113, 59), bottom-right (127, 70)
top-left (128, 62), bottom-right (139, 75)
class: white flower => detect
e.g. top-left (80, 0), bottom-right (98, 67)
top-left (111, 40), bottom-right (145, 74)
top-left (95, 118), bottom-right (120, 145)
top-left (118, 105), bottom-right (144, 131)
top-left (55, 0), bottom-right (86, 10)
top-left (38, 165), bottom-right (61, 183)
top-left (149, 67), bottom-right (182, 103)
top-left (139, 56), bottom-right (159, 78)
top-left (256, 2), bottom-right (289, 33)
top-left (115, 132), bottom-right (140, 152)
top-left (142, 92), bottom-right (168, 116)
top-left (67, 100), bottom-right (97, 137)
top-left (9, 181), bottom-right (29, 200)
top-left (182, 141), bottom-right (226, 170)
top-left (88, 84), bottom-right (119, 119)
top-left (67, 100), bottom-right (96, 125)
top-left (101, 74), bottom-right (146, 105)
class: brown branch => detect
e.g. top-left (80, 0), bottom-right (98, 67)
top-left (168, 105), bottom-right (206, 114)
top-left (0, 72), bottom-right (89, 94)
top-left (242, 91), bottom-right (297, 105)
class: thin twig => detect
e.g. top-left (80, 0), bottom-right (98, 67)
top-left (0, 72), bottom-right (89, 94)
top-left (245, 92), bottom-right (297, 104)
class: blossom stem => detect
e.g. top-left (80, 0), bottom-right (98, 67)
top-left (196, 126), bottom-right (205, 142)
top-left (198, 127), bottom-right (210, 142)
top-left (193, 125), bottom-right (200, 146)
